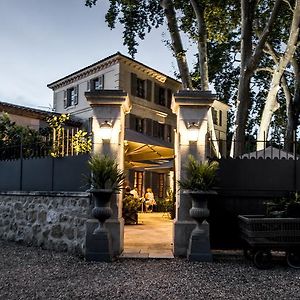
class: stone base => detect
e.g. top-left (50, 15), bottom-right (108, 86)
top-left (187, 222), bottom-right (212, 262)
top-left (106, 217), bottom-right (124, 256)
top-left (85, 219), bottom-right (112, 262)
top-left (173, 220), bottom-right (196, 257)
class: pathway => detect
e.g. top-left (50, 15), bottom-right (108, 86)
top-left (120, 212), bottom-right (174, 259)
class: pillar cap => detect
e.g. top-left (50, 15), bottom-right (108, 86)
top-left (85, 90), bottom-right (130, 112)
top-left (172, 90), bottom-right (216, 113)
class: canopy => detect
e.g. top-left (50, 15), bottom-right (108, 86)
top-left (124, 129), bottom-right (174, 169)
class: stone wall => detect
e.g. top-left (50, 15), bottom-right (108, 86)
top-left (0, 191), bottom-right (92, 257)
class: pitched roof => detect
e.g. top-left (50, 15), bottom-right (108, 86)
top-left (0, 101), bottom-right (81, 126)
top-left (47, 52), bottom-right (181, 90)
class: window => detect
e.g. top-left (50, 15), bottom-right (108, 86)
top-left (131, 73), bottom-right (152, 100)
top-left (88, 75), bottom-right (104, 91)
top-left (158, 123), bottom-right (165, 140)
top-left (64, 86), bottom-right (78, 108)
top-left (136, 78), bottom-right (145, 98)
top-left (134, 171), bottom-right (144, 197)
top-left (158, 87), bottom-right (166, 106)
top-left (135, 117), bottom-right (144, 133)
top-left (212, 108), bottom-right (218, 125)
top-left (153, 121), bottom-right (165, 140)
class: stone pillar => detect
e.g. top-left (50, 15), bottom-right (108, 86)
top-left (85, 90), bottom-right (130, 257)
top-left (172, 90), bottom-right (217, 256)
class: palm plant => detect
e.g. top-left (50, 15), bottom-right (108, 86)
top-left (178, 155), bottom-right (219, 191)
top-left (87, 155), bottom-right (125, 192)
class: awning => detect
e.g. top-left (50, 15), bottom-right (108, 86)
top-left (124, 129), bottom-right (174, 168)
top-left (145, 159), bottom-right (174, 173)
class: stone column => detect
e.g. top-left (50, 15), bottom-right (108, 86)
top-left (172, 90), bottom-right (217, 256)
top-left (85, 90), bottom-right (130, 257)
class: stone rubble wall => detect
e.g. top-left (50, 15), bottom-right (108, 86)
top-left (0, 191), bottom-right (92, 257)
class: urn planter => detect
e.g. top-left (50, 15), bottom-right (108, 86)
top-left (90, 189), bottom-right (113, 234)
top-left (85, 189), bottom-right (114, 262)
top-left (186, 190), bottom-right (217, 262)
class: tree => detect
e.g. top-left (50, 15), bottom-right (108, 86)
top-left (85, 0), bottom-right (239, 91)
top-left (257, 1), bottom-right (300, 150)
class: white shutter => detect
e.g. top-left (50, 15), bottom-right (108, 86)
top-left (87, 80), bottom-right (90, 91)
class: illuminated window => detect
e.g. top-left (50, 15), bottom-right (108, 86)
top-left (134, 171), bottom-right (144, 197)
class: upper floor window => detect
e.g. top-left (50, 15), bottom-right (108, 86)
top-left (64, 86), bottom-right (78, 108)
top-left (87, 75), bottom-right (104, 91)
top-left (136, 78), bottom-right (145, 98)
top-left (158, 87), bottom-right (166, 106)
top-left (154, 84), bottom-right (168, 107)
top-left (212, 108), bottom-right (218, 125)
top-left (131, 73), bottom-right (152, 101)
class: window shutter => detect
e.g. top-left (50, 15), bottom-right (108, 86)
top-left (167, 89), bottom-right (172, 108)
top-left (101, 74), bottom-right (105, 89)
top-left (219, 110), bottom-right (223, 126)
top-left (145, 119), bottom-right (152, 136)
top-left (153, 121), bottom-right (159, 137)
top-left (167, 125), bottom-right (172, 143)
top-left (129, 114), bottom-right (136, 130)
top-left (74, 85), bottom-right (79, 105)
top-left (63, 90), bottom-right (67, 108)
top-left (146, 80), bottom-right (152, 101)
top-left (87, 80), bottom-right (90, 92)
top-left (131, 73), bottom-right (137, 96)
top-left (154, 83), bottom-right (159, 104)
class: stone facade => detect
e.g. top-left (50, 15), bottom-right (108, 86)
top-left (0, 191), bottom-right (92, 256)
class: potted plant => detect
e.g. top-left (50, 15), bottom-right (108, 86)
top-left (122, 187), bottom-right (142, 224)
top-left (178, 155), bottom-right (219, 261)
top-left (178, 155), bottom-right (219, 219)
top-left (86, 155), bottom-right (125, 233)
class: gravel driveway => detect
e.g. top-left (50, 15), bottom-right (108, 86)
top-left (0, 240), bottom-right (299, 300)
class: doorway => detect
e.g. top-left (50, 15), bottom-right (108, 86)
top-left (122, 138), bottom-right (175, 258)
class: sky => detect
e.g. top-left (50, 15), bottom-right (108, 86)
top-left (0, 0), bottom-right (197, 110)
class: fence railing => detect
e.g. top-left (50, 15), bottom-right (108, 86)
top-left (0, 128), bottom-right (90, 161)
top-left (207, 136), bottom-right (300, 160)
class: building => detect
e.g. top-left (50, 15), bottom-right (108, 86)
top-left (0, 101), bottom-right (53, 130)
top-left (47, 52), bottom-right (228, 199)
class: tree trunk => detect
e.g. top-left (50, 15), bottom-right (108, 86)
top-left (285, 57), bottom-right (300, 151)
top-left (160, 0), bottom-right (193, 89)
top-left (257, 0), bottom-right (300, 150)
top-left (190, 0), bottom-right (209, 91)
top-left (232, 0), bottom-right (256, 157)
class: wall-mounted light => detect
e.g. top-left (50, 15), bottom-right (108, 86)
top-left (99, 120), bottom-right (113, 141)
top-left (187, 122), bottom-right (200, 142)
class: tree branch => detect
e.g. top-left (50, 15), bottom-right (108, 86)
top-left (248, 0), bottom-right (281, 71)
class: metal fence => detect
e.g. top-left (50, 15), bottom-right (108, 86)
top-left (207, 135), bottom-right (300, 160)
top-left (0, 154), bottom-right (90, 192)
